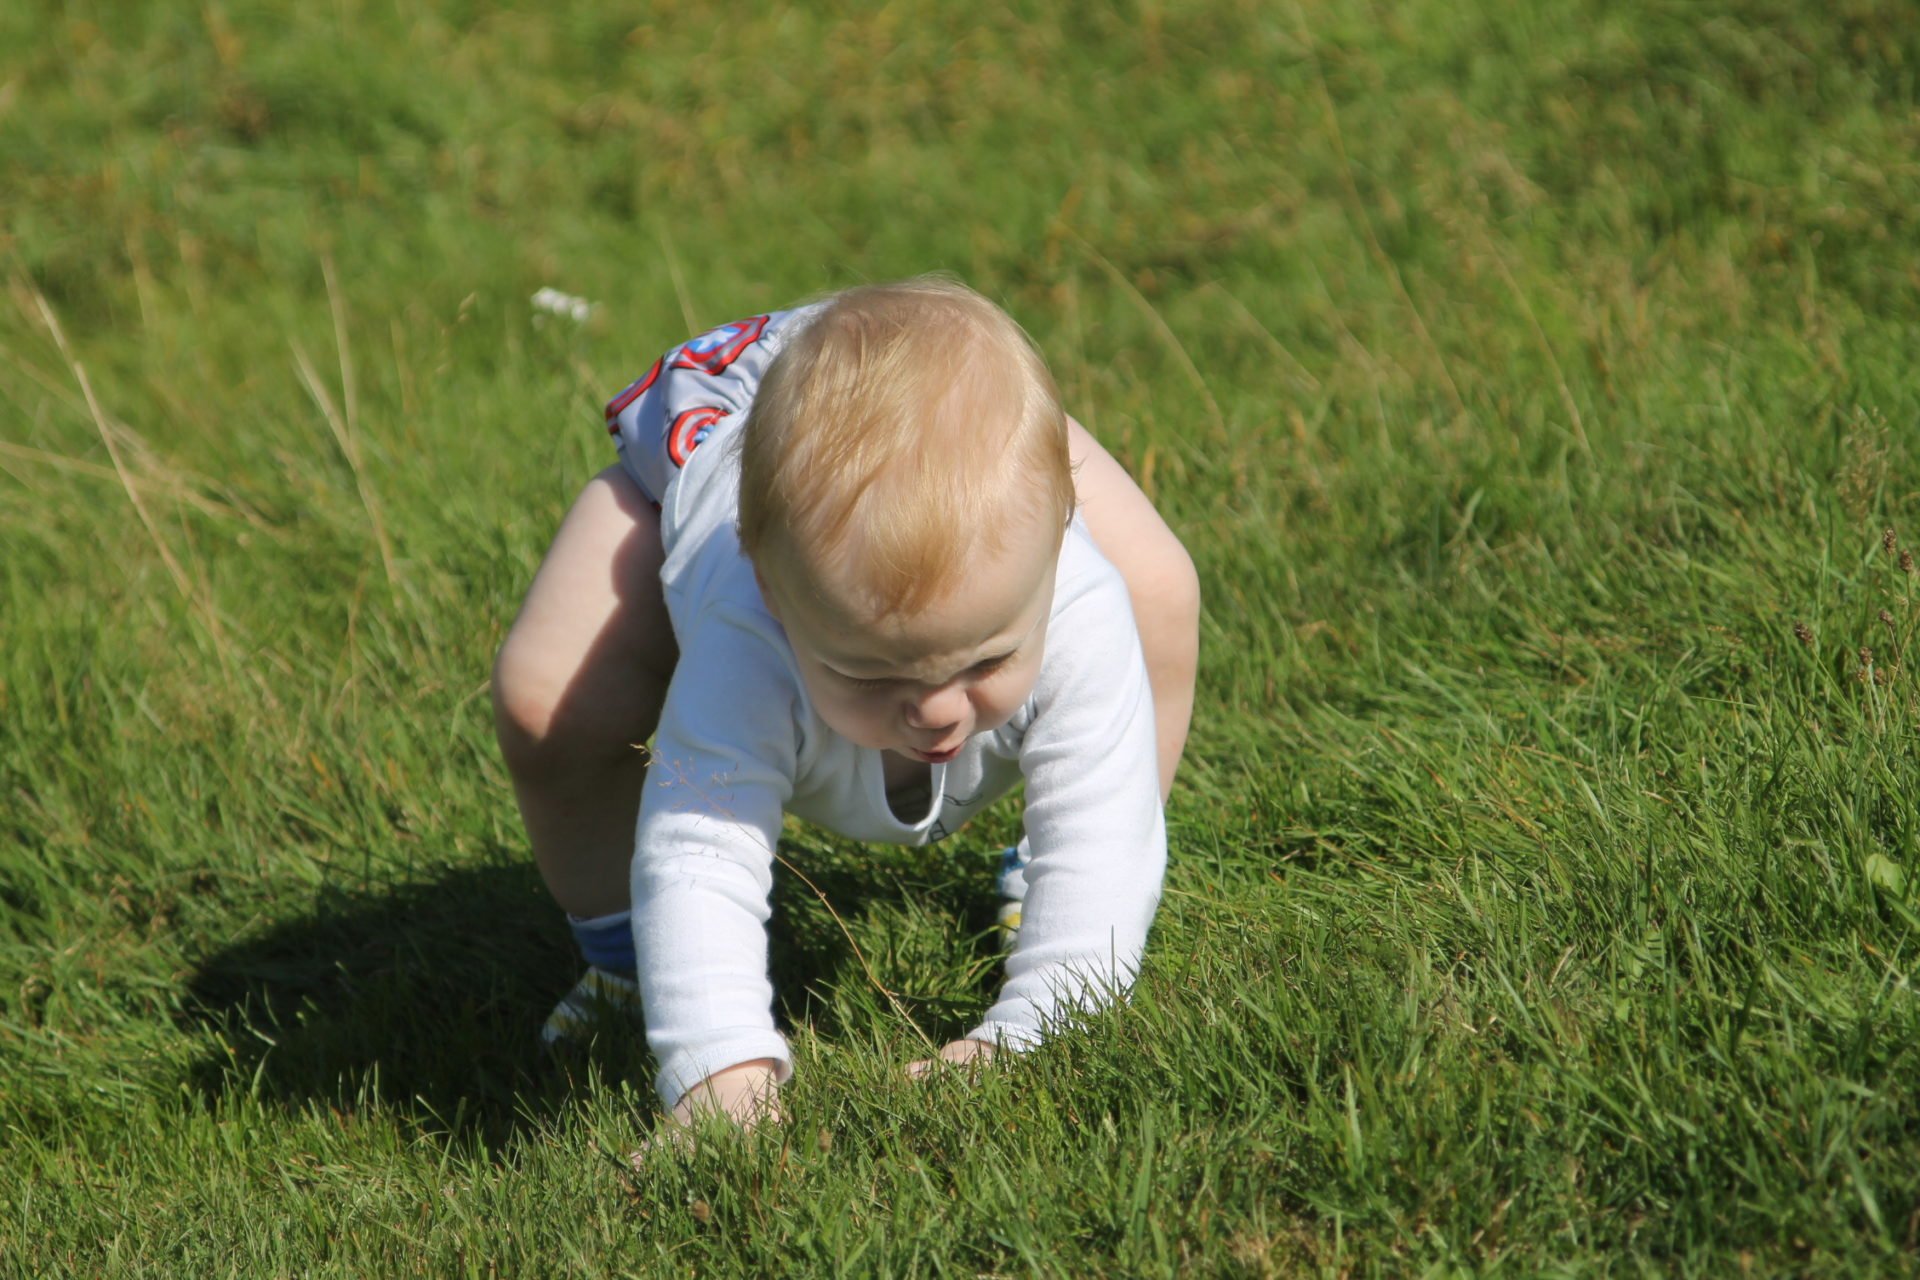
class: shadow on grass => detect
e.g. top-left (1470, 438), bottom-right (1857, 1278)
top-left (177, 843), bottom-right (1004, 1145)
top-left (178, 858), bottom-right (593, 1147)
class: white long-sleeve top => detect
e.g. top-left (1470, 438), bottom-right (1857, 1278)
top-left (615, 311), bottom-right (1166, 1110)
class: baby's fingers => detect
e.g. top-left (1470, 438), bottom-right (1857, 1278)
top-left (906, 1039), bottom-right (996, 1080)
top-left (627, 1123), bottom-right (695, 1169)
top-left (627, 1090), bottom-right (784, 1168)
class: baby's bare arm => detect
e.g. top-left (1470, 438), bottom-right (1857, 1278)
top-left (1066, 419), bottom-right (1199, 802)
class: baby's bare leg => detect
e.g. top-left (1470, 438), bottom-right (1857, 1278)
top-left (492, 466), bottom-right (677, 918)
top-left (1068, 419), bottom-right (1201, 802)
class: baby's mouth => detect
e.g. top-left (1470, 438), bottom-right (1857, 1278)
top-left (911, 743), bottom-right (962, 764)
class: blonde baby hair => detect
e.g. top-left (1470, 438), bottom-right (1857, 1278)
top-left (738, 277), bottom-right (1075, 618)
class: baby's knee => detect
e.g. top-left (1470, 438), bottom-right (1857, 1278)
top-left (492, 634), bottom-right (667, 778)
top-left (492, 634), bottom-right (634, 780)
top-left (491, 637), bottom-right (565, 771)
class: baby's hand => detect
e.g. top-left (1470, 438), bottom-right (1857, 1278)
top-left (629, 1060), bottom-right (782, 1167)
top-left (905, 1038), bottom-right (997, 1079)
top-left (670, 1058), bottom-right (783, 1131)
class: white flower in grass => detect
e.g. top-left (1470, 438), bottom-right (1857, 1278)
top-left (531, 287), bottom-right (597, 324)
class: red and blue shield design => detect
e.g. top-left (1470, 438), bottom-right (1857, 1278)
top-left (603, 357), bottom-right (663, 434)
top-left (671, 315), bottom-right (770, 375)
top-left (667, 406), bottom-right (728, 467)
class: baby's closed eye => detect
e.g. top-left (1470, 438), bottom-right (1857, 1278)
top-left (839, 652), bottom-right (1013, 691)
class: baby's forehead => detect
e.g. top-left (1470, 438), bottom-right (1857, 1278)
top-left (816, 511), bottom-right (1062, 603)
top-left (788, 522), bottom-right (1060, 659)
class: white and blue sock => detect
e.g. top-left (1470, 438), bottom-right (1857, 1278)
top-left (567, 909), bottom-right (637, 976)
top-left (544, 910), bottom-right (643, 1047)
top-left (995, 838), bottom-right (1032, 946)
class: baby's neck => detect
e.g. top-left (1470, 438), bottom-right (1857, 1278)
top-left (879, 750), bottom-right (933, 822)
top-left (879, 749), bottom-right (929, 791)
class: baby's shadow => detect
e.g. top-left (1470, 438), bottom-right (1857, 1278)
top-left (179, 838), bottom-right (1008, 1142)
top-left (178, 857), bottom-right (597, 1146)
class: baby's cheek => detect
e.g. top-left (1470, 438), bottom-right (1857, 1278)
top-left (974, 673), bottom-right (1035, 733)
top-left (819, 690), bottom-right (893, 750)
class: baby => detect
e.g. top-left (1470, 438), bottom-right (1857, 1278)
top-left (491, 278), bottom-right (1199, 1127)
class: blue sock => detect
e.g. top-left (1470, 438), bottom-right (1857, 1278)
top-left (568, 910), bottom-right (637, 976)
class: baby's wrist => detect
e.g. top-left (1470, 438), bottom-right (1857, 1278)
top-left (713, 1057), bottom-right (778, 1075)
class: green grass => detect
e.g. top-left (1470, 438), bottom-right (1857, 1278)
top-left (4, 0), bottom-right (1920, 1273)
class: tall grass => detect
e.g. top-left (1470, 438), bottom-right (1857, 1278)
top-left (4, 0), bottom-right (1919, 1273)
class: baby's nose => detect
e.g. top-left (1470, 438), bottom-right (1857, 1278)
top-left (903, 681), bottom-right (966, 730)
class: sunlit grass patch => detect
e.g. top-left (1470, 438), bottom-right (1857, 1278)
top-left (5, 0), bottom-right (1920, 1272)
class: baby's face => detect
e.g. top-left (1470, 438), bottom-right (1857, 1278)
top-left (762, 510), bottom-right (1060, 764)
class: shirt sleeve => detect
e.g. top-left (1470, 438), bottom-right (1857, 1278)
top-left (631, 603), bottom-right (802, 1109)
top-left (965, 546), bottom-right (1167, 1052)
